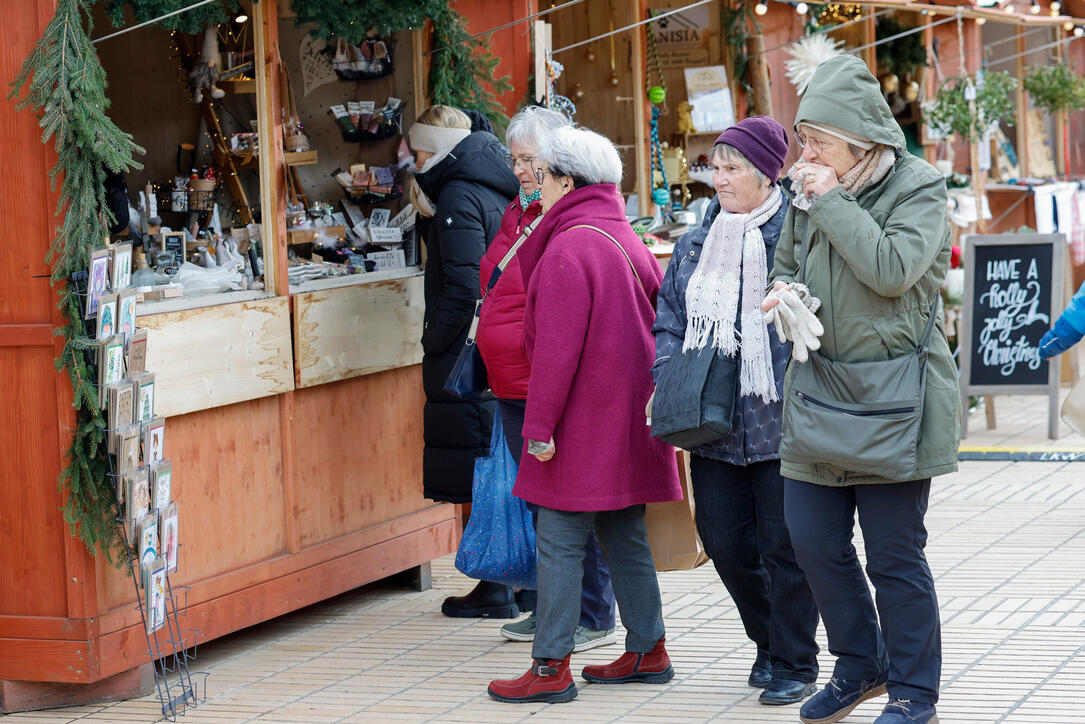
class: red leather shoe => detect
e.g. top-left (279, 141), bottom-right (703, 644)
top-left (488, 656), bottom-right (578, 703)
top-left (581, 637), bottom-right (675, 684)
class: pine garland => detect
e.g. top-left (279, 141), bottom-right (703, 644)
top-left (427, 3), bottom-right (512, 134)
top-left (8, 0), bottom-right (142, 560)
top-left (292, 0), bottom-right (444, 43)
top-left (105, 0), bottom-right (237, 35)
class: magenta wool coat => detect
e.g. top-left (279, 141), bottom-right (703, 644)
top-left (513, 183), bottom-right (681, 512)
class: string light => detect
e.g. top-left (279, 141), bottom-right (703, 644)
top-left (1063, 20), bottom-right (1074, 30)
top-left (1050, 1), bottom-right (1061, 12)
top-left (1029, 1), bottom-right (1041, 15)
top-left (235, 13), bottom-right (248, 23)
top-left (1076, 26), bottom-right (1085, 37)
top-left (755, 1), bottom-right (768, 16)
top-left (795, 2), bottom-right (808, 15)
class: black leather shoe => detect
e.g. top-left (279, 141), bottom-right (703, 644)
top-left (441, 580), bottom-right (519, 618)
top-left (759, 678), bottom-right (818, 706)
top-left (748, 650), bottom-right (772, 688)
top-left (514, 588), bottom-right (537, 613)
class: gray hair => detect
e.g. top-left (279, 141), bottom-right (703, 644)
top-left (710, 143), bottom-right (768, 187)
top-left (538, 125), bottom-right (623, 186)
top-left (506, 106), bottom-right (571, 150)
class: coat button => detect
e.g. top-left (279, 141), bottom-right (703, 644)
top-left (689, 250), bottom-right (695, 257)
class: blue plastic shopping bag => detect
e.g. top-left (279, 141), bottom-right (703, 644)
top-left (454, 407), bottom-right (537, 588)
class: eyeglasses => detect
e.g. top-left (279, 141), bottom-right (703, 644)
top-left (505, 154), bottom-right (536, 170)
top-left (533, 165), bottom-right (547, 185)
top-left (794, 130), bottom-right (833, 155)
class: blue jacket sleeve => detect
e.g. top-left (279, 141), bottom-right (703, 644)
top-left (1040, 281), bottom-right (1085, 359)
top-left (652, 236), bottom-right (689, 383)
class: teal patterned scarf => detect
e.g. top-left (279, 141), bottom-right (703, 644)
top-left (519, 188), bottom-right (541, 210)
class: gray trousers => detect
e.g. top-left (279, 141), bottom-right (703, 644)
top-left (532, 504), bottom-right (665, 661)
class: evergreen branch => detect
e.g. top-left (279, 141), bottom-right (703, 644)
top-left (9, 0), bottom-right (142, 561)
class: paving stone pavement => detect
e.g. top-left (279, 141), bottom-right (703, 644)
top-left (7, 406), bottom-right (1085, 723)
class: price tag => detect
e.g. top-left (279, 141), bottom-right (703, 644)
top-left (369, 226), bottom-right (403, 244)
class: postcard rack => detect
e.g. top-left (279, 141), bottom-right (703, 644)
top-left (114, 483), bottom-right (207, 721)
top-left (80, 254), bottom-right (209, 720)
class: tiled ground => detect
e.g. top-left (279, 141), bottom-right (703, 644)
top-left (8, 398), bottom-right (1085, 723)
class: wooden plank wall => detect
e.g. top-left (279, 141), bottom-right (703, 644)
top-left (0, 0), bottom-right (89, 634)
top-left (138, 297), bottom-right (295, 417)
top-left (293, 276), bottom-right (424, 387)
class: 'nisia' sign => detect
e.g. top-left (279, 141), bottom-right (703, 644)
top-left (960, 233), bottom-right (1065, 438)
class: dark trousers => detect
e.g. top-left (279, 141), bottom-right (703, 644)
top-left (533, 505), bottom-right (664, 660)
top-left (784, 478), bottom-right (941, 704)
top-left (497, 399), bottom-right (616, 630)
top-left (690, 456), bottom-right (820, 682)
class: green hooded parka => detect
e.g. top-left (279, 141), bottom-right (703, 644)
top-left (770, 54), bottom-right (961, 486)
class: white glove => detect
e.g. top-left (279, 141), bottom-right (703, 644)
top-left (764, 286), bottom-right (824, 362)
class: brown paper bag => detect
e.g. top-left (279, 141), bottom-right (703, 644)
top-left (644, 449), bottom-right (709, 571)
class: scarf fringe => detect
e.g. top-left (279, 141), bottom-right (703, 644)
top-left (683, 189), bottom-right (782, 402)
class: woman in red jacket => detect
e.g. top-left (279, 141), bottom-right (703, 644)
top-left (453, 107), bottom-right (617, 652)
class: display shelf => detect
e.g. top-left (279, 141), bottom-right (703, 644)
top-left (219, 78), bottom-right (256, 94)
top-left (285, 150), bottom-right (318, 167)
top-left (288, 266), bottom-right (422, 294)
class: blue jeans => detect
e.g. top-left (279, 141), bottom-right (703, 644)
top-left (498, 399), bottom-right (616, 630)
top-left (784, 478), bottom-right (941, 704)
top-left (690, 456), bottom-right (820, 682)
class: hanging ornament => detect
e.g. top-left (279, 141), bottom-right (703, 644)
top-left (573, 81), bottom-right (585, 99)
top-left (587, 43), bottom-right (597, 62)
top-left (544, 52), bottom-right (577, 120)
top-left (610, 72), bottom-right (621, 86)
top-left (645, 10), bottom-right (671, 217)
top-left (785, 34), bottom-right (845, 95)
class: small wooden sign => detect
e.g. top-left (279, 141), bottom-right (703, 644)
top-left (959, 233), bottom-right (1065, 438)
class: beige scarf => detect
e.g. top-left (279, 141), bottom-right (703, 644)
top-left (789, 145), bottom-right (896, 211)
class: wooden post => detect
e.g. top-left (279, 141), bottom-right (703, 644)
top-left (746, 34), bottom-right (773, 118)
top-left (631, 0), bottom-right (650, 216)
top-left (534, 20), bottom-right (551, 104)
top-left (862, 7), bottom-right (876, 75)
top-left (412, 27), bottom-right (429, 115)
top-left (1015, 27), bottom-right (1030, 178)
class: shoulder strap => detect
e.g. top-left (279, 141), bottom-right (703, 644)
top-left (482, 215), bottom-right (542, 300)
top-left (568, 224), bottom-right (645, 293)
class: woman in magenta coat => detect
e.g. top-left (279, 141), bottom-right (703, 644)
top-left (458, 107), bottom-right (618, 649)
top-left (487, 125), bottom-right (681, 704)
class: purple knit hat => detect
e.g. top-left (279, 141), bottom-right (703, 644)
top-left (714, 116), bottom-right (789, 180)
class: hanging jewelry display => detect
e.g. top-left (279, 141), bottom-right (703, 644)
top-left (545, 52), bottom-right (578, 120)
top-left (644, 10), bottom-right (671, 214)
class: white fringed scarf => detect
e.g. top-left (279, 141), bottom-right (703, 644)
top-left (683, 187), bottom-right (783, 403)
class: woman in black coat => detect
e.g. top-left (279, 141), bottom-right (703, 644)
top-left (408, 106), bottom-right (519, 501)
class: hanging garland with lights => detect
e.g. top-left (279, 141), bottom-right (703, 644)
top-left (9, 0), bottom-right (142, 560)
top-left (106, 0), bottom-right (237, 34)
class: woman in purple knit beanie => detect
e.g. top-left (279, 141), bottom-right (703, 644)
top-left (651, 115), bottom-right (821, 706)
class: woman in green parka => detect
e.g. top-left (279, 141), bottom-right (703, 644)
top-left (764, 55), bottom-right (959, 724)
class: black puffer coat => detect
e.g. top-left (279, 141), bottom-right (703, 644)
top-left (415, 131), bottom-right (519, 503)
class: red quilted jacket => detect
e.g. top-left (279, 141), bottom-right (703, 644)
top-left (476, 199), bottom-right (541, 399)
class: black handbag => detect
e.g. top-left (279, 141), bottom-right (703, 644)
top-left (444, 217), bottom-right (541, 400)
top-left (650, 345), bottom-right (738, 449)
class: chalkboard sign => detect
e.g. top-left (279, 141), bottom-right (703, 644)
top-left (959, 234), bottom-right (1065, 438)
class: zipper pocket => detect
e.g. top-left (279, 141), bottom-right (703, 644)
top-left (796, 391), bottom-right (914, 417)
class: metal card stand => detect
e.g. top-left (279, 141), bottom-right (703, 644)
top-left (94, 325), bottom-right (207, 720)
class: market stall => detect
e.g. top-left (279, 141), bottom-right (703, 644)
top-left (1, 0), bottom-right (456, 712)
